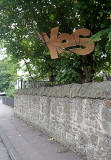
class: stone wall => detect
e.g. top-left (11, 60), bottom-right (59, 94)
top-left (14, 82), bottom-right (111, 160)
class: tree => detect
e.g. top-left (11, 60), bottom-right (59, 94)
top-left (0, 56), bottom-right (18, 93)
top-left (0, 0), bottom-right (111, 84)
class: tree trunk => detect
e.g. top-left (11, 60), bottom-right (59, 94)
top-left (24, 59), bottom-right (35, 88)
top-left (82, 56), bottom-right (89, 82)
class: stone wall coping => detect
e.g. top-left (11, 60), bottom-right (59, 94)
top-left (15, 81), bottom-right (111, 100)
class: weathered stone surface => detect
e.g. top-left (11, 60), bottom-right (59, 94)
top-left (16, 82), bottom-right (111, 99)
top-left (14, 82), bottom-right (111, 160)
top-left (102, 107), bottom-right (111, 123)
top-left (105, 100), bottom-right (111, 109)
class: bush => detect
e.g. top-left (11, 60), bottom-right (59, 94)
top-left (94, 76), bottom-right (103, 82)
top-left (5, 82), bottom-right (15, 98)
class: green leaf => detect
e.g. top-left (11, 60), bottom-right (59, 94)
top-left (108, 32), bottom-right (111, 40)
top-left (49, 14), bottom-right (55, 21)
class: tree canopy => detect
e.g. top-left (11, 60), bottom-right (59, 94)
top-left (0, 0), bottom-right (111, 84)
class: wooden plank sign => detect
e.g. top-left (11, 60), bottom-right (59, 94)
top-left (39, 27), bottom-right (95, 59)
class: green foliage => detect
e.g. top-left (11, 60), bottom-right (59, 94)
top-left (5, 82), bottom-right (15, 98)
top-left (56, 53), bottom-right (82, 83)
top-left (0, 56), bottom-right (18, 92)
top-left (94, 76), bottom-right (103, 82)
top-left (0, 0), bottom-right (111, 84)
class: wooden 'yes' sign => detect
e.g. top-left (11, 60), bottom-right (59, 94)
top-left (39, 27), bottom-right (95, 59)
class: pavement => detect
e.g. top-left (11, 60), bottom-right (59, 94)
top-left (0, 137), bottom-right (10, 160)
top-left (0, 100), bottom-right (83, 160)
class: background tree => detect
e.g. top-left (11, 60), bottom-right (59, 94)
top-left (0, 56), bottom-right (18, 94)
